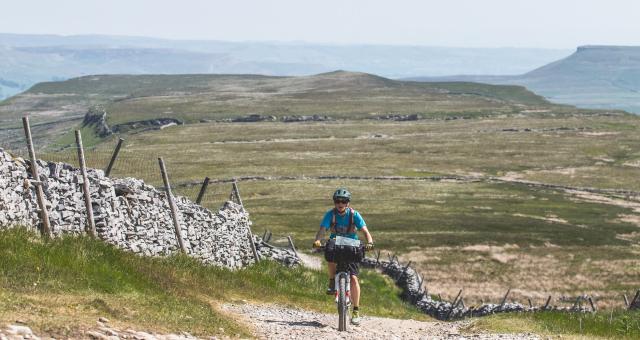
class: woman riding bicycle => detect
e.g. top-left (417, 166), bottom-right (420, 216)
top-left (313, 188), bottom-right (374, 326)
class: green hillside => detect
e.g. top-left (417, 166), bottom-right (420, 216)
top-left (0, 228), bottom-right (425, 337)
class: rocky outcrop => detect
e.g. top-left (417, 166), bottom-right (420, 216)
top-left (82, 106), bottom-right (113, 138)
top-left (111, 118), bottom-right (183, 133)
top-left (81, 106), bottom-right (182, 136)
top-left (0, 148), bottom-right (255, 269)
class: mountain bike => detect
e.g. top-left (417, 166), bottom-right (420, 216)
top-left (316, 236), bottom-right (366, 331)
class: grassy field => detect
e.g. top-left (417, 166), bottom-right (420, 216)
top-left (33, 113), bottom-right (640, 188)
top-left (18, 114), bottom-right (640, 313)
top-left (0, 228), bottom-right (426, 338)
top-left (469, 310), bottom-right (640, 339)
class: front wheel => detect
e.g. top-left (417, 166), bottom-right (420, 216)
top-left (337, 275), bottom-right (348, 331)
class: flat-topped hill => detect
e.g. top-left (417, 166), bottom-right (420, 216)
top-left (0, 70), bottom-right (575, 147)
top-left (409, 45), bottom-right (640, 113)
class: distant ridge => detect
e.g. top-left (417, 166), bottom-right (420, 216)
top-left (408, 45), bottom-right (640, 113)
top-left (0, 33), bottom-right (570, 100)
top-left (0, 70), bottom-right (569, 147)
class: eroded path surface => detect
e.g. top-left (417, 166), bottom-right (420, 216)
top-left (223, 303), bottom-right (539, 340)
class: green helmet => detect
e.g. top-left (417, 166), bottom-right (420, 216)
top-left (332, 188), bottom-right (351, 201)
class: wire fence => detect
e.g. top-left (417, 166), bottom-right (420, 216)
top-left (8, 140), bottom-right (237, 211)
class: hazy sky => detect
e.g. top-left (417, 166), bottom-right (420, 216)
top-left (2, 0), bottom-right (639, 48)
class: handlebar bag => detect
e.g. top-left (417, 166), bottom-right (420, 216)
top-left (324, 236), bottom-right (364, 263)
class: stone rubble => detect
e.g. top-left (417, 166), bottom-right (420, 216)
top-left (0, 324), bottom-right (40, 340)
top-left (230, 114), bottom-right (277, 123)
top-left (374, 113), bottom-right (420, 121)
top-left (281, 115), bottom-right (333, 123)
top-left (0, 321), bottom-right (223, 340)
top-left (0, 148), bottom-right (268, 269)
top-left (253, 236), bottom-right (301, 267)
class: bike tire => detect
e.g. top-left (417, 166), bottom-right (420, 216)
top-left (338, 275), bottom-right (348, 331)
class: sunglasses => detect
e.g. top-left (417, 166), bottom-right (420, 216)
top-left (334, 199), bottom-right (349, 204)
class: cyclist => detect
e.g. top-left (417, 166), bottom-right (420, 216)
top-left (313, 188), bottom-right (374, 326)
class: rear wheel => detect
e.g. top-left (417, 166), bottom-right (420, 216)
top-left (337, 275), bottom-right (348, 331)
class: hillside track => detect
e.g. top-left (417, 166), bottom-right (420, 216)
top-left (223, 302), bottom-right (539, 339)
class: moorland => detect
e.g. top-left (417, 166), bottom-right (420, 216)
top-left (2, 70), bottom-right (640, 338)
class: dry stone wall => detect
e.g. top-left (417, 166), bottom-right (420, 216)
top-left (361, 257), bottom-right (591, 320)
top-left (0, 148), bottom-right (256, 269)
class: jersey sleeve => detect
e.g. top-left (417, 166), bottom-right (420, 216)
top-left (320, 210), bottom-right (332, 229)
top-left (354, 211), bottom-right (366, 230)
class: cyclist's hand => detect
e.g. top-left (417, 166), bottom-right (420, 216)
top-left (313, 240), bottom-right (322, 249)
top-left (365, 242), bottom-right (374, 251)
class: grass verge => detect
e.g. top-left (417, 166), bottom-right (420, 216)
top-left (0, 227), bottom-right (427, 337)
top-left (467, 310), bottom-right (640, 339)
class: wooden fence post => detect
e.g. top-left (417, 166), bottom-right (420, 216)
top-left (22, 117), bottom-right (51, 238)
top-left (104, 138), bottom-right (124, 177)
top-left (452, 289), bottom-right (463, 306)
top-left (400, 261), bottom-right (413, 279)
top-left (543, 295), bottom-right (552, 310)
top-left (158, 157), bottom-right (187, 254)
top-left (446, 289), bottom-right (463, 319)
top-left (629, 290), bottom-right (640, 310)
top-left (247, 229), bottom-right (260, 263)
top-left (287, 235), bottom-right (298, 257)
top-left (195, 176), bottom-right (210, 205)
top-left (572, 296), bottom-right (582, 310)
top-left (231, 179), bottom-right (244, 208)
top-left (75, 130), bottom-right (96, 237)
top-left (499, 288), bottom-right (511, 309)
top-left (588, 297), bottom-right (597, 312)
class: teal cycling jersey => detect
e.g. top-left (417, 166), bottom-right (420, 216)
top-left (320, 208), bottom-right (366, 240)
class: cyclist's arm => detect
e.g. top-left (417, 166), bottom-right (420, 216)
top-left (360, 226), bottom-right (373, 244)
top-left (315, 226), bottom-right (327, 242)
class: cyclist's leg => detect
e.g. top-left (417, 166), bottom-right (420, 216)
top-left (350, 274), bottom-right (360, 307)
top-left (326, 262), bottom-right (338, 294)
top-left (349, 263), bottom-right (360, 307)
top-left (328, 262), bottom-right (337, 279)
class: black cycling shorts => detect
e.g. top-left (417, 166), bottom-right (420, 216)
top-left (328, 261), bottom-right (360, 276)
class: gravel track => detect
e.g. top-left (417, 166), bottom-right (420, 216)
top-left (223, 303), bottom-right (540, 340)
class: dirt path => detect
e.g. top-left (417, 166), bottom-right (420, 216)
top-left (223, 303), bottom-right (539, 339)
